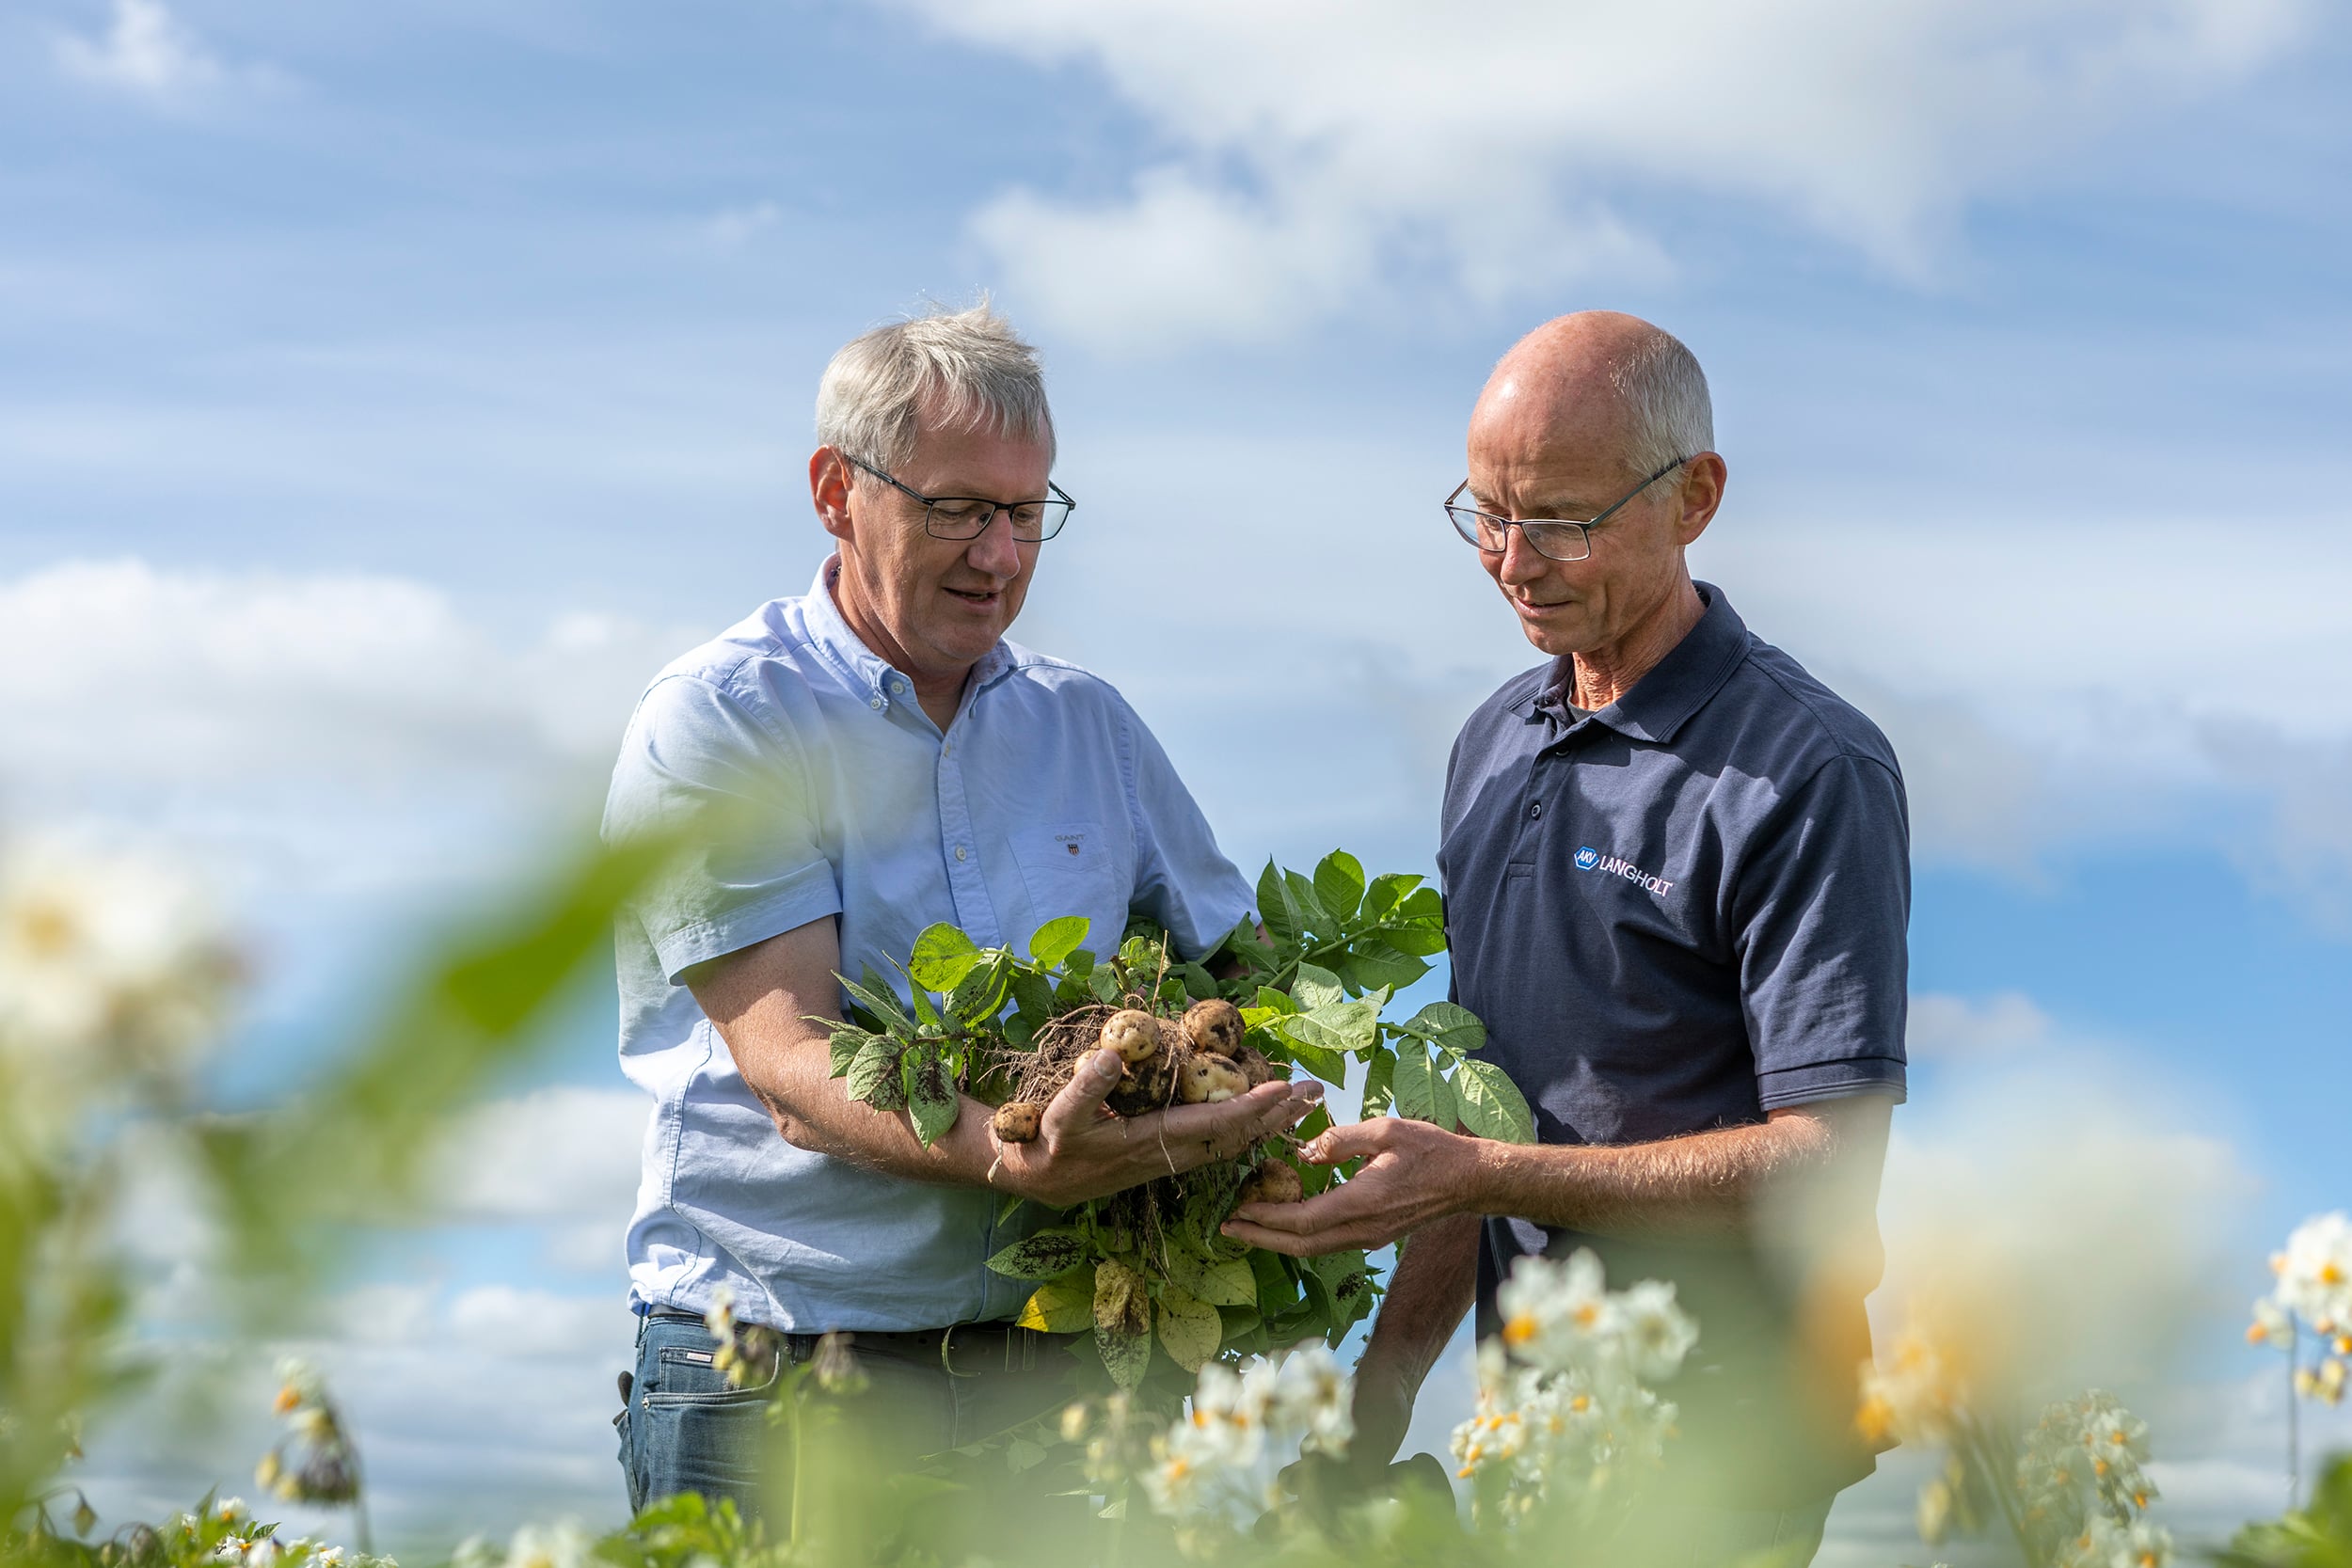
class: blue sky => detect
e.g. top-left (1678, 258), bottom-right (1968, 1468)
top-left (7, 0), bottom-right (2351, 1559)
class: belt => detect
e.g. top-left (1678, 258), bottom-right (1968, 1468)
top-left (648, 1311), bottom-right (1078, 1376)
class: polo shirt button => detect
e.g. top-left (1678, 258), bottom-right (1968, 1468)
top-left (869, 695), bottom-right (884, 710)
top-left (892, 680), bottom-right (907, 695)
top-left (1528, 801), bottom-right (1543, 819)
top-left (954, 846), bottom-right (968, 863)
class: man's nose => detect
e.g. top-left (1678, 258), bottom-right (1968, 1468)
top-left (964, 508), bottom-right (1023, 578)
top-left (1496, 525), bottom-right (1549, 584)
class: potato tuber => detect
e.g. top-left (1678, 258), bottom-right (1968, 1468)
top-left (1177, 1053), bottom-right (1248, 1104)
top-left (1183, 998), bottom-right (1245, 1057)
top-left (1232, 1043), bottom-right (1278, 1087)
top-left (1099, 1008), bottom-right (1162, 1065)
top-left (1236, 1162), bottom-right (1305, 1205)
top-left (1105, 1051), bottom-right (1179, 1117)
top-left (992, 1101), bottom-right (1042, 1143)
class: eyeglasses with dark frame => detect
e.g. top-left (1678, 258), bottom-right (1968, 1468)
top-left (845, 454), bottom-right (1076, 543)
top-left (1444, 456), bottom-right (1690, 562)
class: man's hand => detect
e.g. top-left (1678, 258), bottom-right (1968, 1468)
top-left (994, 1047), bottom-right (1323, 1210)
top-left (1221, 1116), bottom-right (1481, 1256)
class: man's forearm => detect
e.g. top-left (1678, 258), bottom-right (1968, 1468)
top-left (1463, 1111), bottom-right (1839, 1239)
top-left (1359, 1212), bottom-right (1481, 1391)
top-left (750, 1029), bottom-right (1002, 1188)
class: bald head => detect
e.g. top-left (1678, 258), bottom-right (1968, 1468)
top-left (1471, 311), bottom-right (1712, 483)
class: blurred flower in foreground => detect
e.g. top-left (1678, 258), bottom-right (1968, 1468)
top-left (1450, 1250), bottom-right (1692, 1524)
top-left (2250, 1212), bottom-right (2352, 1409)
top-left (1142, 1344), bottom-right (1352, 1542)
top-left (252, 1357), bottom-right (374, 1559)
top-left (1859, 1312), bottom-right (2168, 1567)
top-left (453, 1521), bottom-right (592, 1568)
top-left (0, 835), bottom-right (239, 1092)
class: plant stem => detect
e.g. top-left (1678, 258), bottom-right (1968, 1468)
top-left (2288, 1319), bottom-right (2301, 1512)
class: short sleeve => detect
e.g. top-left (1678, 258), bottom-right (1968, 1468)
top-left (602, 674), bottom-right (842, 984)
top-left (1121, 707), bottom-right (1252, 960)
top-left (1731, 754), bottom-right (1910, 1109)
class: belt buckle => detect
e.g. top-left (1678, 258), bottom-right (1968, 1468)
top-left (940, 1322), bottom-right (983, 1378)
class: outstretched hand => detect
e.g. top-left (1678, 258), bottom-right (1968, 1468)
top-left (993, 1048), bottom-right (1322, 1209)
top-left (1220, 1115), bottom-right (1478, 1256)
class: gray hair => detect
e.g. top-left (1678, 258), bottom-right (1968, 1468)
top-left (1609, 328), bottom-right (1713, 477)
top-left (814, 301), bottom-right (1056, 471)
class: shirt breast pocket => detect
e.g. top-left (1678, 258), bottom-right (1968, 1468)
top-left (1009, 820), bottom-right (1128, 944)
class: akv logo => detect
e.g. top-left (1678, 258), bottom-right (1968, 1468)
top-left (1575, 845), bottom-right (1676, 897)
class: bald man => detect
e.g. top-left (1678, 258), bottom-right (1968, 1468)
top-left (1227, 314), bottom-right (1909, 1560)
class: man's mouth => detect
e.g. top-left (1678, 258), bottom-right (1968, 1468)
top-left (944, 586), bottom-right (1001, 606)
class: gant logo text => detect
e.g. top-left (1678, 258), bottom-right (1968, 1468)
top-left (1574, 846), bottom-right (1676, 896)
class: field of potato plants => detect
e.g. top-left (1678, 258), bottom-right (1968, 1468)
top-left (2, 832), bottom-right (2346, 1568)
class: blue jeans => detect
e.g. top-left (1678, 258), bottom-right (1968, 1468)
top-left (615, 1312), bottom-right (1083, 1522)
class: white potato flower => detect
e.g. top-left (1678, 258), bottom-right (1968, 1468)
top-left (0, 837), bottom-right (237, 1082)
top-left (502, 1522), bottom-right (594, 1568)
top-left (2273, 1213), bottom-right (2352, 1334)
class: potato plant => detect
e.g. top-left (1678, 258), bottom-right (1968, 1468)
top-left (817, 852), bottom-right (1538, 1390)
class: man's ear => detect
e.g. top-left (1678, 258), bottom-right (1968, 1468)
top-left (1673, 451), bottom-right (1728, 548)
top-left (810, 447), bottom-right (855, 544)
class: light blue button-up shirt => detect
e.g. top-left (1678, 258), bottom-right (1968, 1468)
top-left (602, 559), bottom-right (1253, 1331)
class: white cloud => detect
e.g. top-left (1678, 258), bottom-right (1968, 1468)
top-left (448, 1284), bottom-right (617, 1360)
top-left (0, 558), bottom-right (699, 902)
top-left (1905, 990), bottom-right (2052, 1059)
top-left (55, 0), bottom-right (223, 98)
top-left (434, 1085), bottom-right (648, 1227)
top-left (882, 0), bottom-right (2315, 350)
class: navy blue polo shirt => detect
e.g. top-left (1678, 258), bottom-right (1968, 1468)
top-left (1439, 581), bottom-right (1908, 1503)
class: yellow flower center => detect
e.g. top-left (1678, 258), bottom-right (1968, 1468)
top-left (1502, 1315), bottom-right (1536, 1347)
top-left (2323, 1263), bottom-right (2346, 1286)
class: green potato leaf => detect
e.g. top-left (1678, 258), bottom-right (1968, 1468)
top-left (1391, 1042), bottom-right (1437, 1122)
top-left (989, 1229), bottom-right (1092, 1280)
top-left (1015, 1269), bottom-right (1095, 1332)
top-left (1361, 872), bottom-right (1423, 922)
top-left (1340, 941), bottom-right (1431, 993)
top-left (946, 955), bottom-right (1009, 1025)
top-left (1155, 1284), bottom-right (1224, 1372)
top-left (1026, 915), bottom-right (1090, 970)
top-left (846, 1039), bottom-right (902, 1104)
top-left (1291, 963), bottom-right (1349, 1013)
top-left (908, 923), bottom-right (983, 993)
top-left (1193, 1256), bottom-right (1258, 1308)
top-left (1253, 984), bottom-right (1298, 1016)
top-left (907, 1055), bottom-right (960, 1146)
top-left (839, 967), bottom-right (913, 1030)
top-left (1284, 869), bottom-right (1332, 933)
top-left (1451, 1057), bottom-right (1537, 1144)
top-left (824, 1023), bottom-right (874, 1076)
top-left (1360, 1048), bottom-right (1395, 1117)
top-left (1096, 1324), bottom-right (1152, 1390)
top-left (1398, 1000), bottom-right (1488, 1056)
top-left (1312, 850), bottom-right (1367, 926)
top-left (1256, 862), bottom-right (1305, 949)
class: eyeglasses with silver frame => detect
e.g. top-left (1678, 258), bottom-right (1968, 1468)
top-left (1444, 456), bottom-right (1689, 562)
top-left (846, 454), bottom-right (1075, 543)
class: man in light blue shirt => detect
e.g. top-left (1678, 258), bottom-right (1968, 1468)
top-left (603, 304), bottom-right (1317, 1516)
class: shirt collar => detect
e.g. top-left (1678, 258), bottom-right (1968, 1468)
top-left (802, 555), bottom-right (1016, 711)
top-left (1524, 581), bottom-right (1752, 746)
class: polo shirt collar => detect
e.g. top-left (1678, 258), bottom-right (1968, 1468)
top-left (1528, 581), bottom-right (1753, 746)
top-left (803, 556), bottom-right (1016, 710)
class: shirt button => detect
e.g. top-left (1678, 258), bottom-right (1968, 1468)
top-left (954, 846), bottom-right (968, 863)
top-left (891, 680), bottom-right (907, 695)
top-left (1529, 801), bottom-right (1543, 819)
top-left (869, 695), bottom-right (884, 710)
